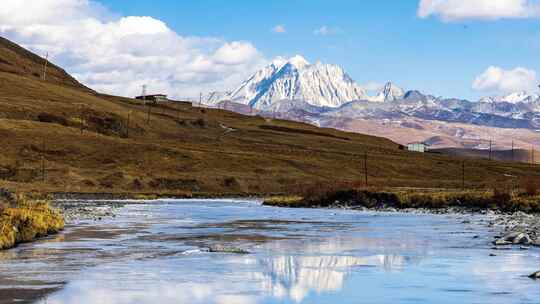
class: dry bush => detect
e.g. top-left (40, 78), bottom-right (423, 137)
top-left (521, 178), bottom-right (539, 196)
top-left (289, 180), bottom-right (365, 202)
top-left (192, 118), bottom-right (206, 128)
top-left (223, 177), bottom-right (240, 189)
top-left (492, 187), bottom-right (512, 204)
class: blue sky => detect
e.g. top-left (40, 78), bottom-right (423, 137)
top-left (2, 0), bottom-right (539, 99)
top-left (98, 0), bottom-right (540, 99)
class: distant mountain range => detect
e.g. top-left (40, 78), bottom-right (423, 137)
top-left (201, 56), bottom-right (540, 149)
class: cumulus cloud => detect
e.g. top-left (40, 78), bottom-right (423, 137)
top-left (472, 66), bottom-right (539, 93)
top-left (0, 0), bottom-right (267, 98)
top-left (360, 82), bottom-right (385, 92)
top-left (272, 25), bottom-right (286, 33)
top-left (418, 0), bottom-right (540, 21)
top-left (313, 26), bottom-right (337, 36)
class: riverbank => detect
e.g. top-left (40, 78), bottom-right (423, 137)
top-left (264, 188), bottom-right (540, 248)
top-left (0, 191), bottom-right (64, 250)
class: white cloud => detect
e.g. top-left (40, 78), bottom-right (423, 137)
top-left (272, 25), bottom-right (286, 33)
top-left (418, 0), bottom-right (540, 21)
top-left (472, 66), bottom-right (539, 93)
top-left (360, 82), bottom-right (385, 92)
top-left (0, 0), bottom-right (267, 98)
top-left (313, 26), bottom-right (333, 36)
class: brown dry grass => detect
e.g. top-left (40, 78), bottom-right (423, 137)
top-left (265, 186), bottom-right (540, 213)
top-left (0, 195), bottom-right (64, 250)
top-left (1, 36), bottom-right (540, 197)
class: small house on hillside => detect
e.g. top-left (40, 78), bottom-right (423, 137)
top-left (135, 94), bottom-right (168, 103)
top-left (407, 142), bottom-right (430, 153)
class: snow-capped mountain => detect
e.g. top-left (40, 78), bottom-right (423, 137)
top-left (205, 55), bottom-right (368, 109)
top-left (479, 92), bottom-right (540, 104)
top-left (368, 82), bottom-right (406, 102)
top-left (201, 55), bottom-right (540, 146)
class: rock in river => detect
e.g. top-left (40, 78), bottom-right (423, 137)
top-left (494, 232), bottom-right (531, 246)
top-left (529, 271), bottom-right (540, 280)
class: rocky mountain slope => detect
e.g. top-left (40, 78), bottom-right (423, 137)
top-left (205, 56), bottom-right (368, 108)
top-left (203, 57), bottom-right (540, 149)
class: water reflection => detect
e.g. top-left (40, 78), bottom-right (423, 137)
top-left (44, 236), bottom-right (418, 304)
top-left (254, 253), bottom-right (412, 302)
top-left (1, 200), bottom-right (536, 304)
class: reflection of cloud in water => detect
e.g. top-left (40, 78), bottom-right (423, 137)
top-left (46, 236), bottom-right (422, 304)
top-left (254, 254), bottom-right (412, 302)
top-left (46, 252), bottom-right (415, 304)
top-left (48, 281), bottom-right (259, 304)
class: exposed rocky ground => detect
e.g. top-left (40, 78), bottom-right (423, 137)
top-left (52, 200), bottom-right (124, 223)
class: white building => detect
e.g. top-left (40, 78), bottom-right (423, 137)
top-left (407, 142), bottom-right (429, 153)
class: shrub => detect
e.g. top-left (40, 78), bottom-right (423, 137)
top-left (37, 113), bottom-right (68, 126)
top-left (521, 178), bottom-right (539, 196)
top-left (492, 187), bottom-right (512, 205)
top-left (192, 118), bottom-right (206, 128)
top-left (0, 195), bottom-right (64, 250)
top-left (223, 177), bottom-right (240, 189)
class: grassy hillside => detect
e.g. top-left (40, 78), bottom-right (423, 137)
top-left (1, 36), bottom-right (540, 196)
top-left (433, 147), bottom-right (535, 163)
top-left (0, 37), bottom-right (88, 90)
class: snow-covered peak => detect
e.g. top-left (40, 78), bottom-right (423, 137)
top-left (288, 55), bottom-right (310, 69)
top-left (207, 55), bottom-right (368, 109)
top-left (503, 91), bottom-right (539, 103)
top-left (479, 91), bottom-right (540, 104)
top-left (366, 82), bottom-right (406, 103)
top-left (270, 56), bottom-right (288, 69)
top-left (382, 82), bottom-right (405, 102)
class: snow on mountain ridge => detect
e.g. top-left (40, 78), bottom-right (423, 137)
top-left (479, 92), bottom-right (540, 104)
top-left (204, 55), bottom-right (370, 109)
top-left (367, 82), bottom-right (405, 102)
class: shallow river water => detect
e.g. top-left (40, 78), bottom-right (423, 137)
top-left (1, 199), bottom-right (540, 304)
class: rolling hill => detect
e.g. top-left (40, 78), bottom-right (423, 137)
top-left (1, 36), bottom-right (540, 196)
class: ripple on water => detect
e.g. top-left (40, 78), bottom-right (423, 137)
top-left (1, 199), bottom-right (540, 304)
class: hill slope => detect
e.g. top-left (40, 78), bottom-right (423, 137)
top-left (1, 36), bottom-right (540, 196)
top-left (0, 37), bottom-right (89, 90)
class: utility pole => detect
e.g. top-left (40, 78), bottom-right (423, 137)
top-left (142, 85), bottom-right (151, 124)
top-left (199, 92), bottom-right (202, 107)
top-left (42, 52), bottom-right (49, 81)
top-left (147, 103), bottom-right (151, 125)
top-left (489, 139), bottom-right (493, 161)
top-left (532, 145), bottom-right (535, 165)
top-left (462, 161), bottom-right (465, 190)
top-left (511, 140), bottom-right (515, 162)
top-left (364, 152), bottom-right (368, 188)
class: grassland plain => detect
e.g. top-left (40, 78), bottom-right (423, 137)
top-left (1, 35), bottom-right (540, 198)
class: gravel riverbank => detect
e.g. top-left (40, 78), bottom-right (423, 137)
top-left (344, 205), bottom-right (540, 249)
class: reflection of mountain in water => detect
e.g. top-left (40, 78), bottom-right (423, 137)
top-left (254, 254), bottom-right (413, 302)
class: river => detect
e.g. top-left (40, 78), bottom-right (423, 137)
top-left (0, 199), bottom-right (539, 304)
